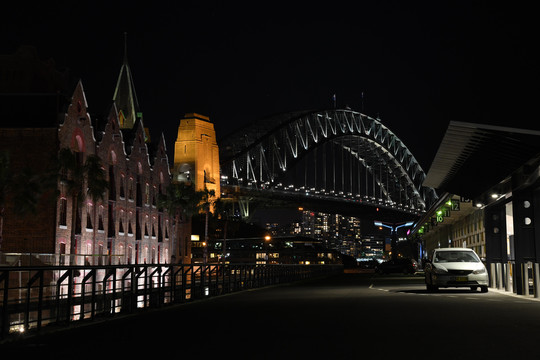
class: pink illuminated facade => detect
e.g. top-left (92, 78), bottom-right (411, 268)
top-left (54, 81), bottom-right (174, 265)
top-left (0, 46), bottom-right (177, 266)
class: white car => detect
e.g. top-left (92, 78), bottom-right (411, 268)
top-left (424, 248), bottom-right (489, 292)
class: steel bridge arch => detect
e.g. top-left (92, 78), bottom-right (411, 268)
top-left (219, 109), bottom-right (437, 213)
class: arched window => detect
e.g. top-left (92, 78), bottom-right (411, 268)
top-left (75, 134), bottom-right (84, 153)
top-left (109, 165), bottom-right (116, 200)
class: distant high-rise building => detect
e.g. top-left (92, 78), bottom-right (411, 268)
top-left (300, 210), bottom-right (362, 257)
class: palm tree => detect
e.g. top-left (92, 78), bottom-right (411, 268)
top-left (57, 148), bottom-right (108, 264)
top-left (213, 197), bottom-right (232, 264)
top-left (58, 148), bottom-right (84, 262)
top-left (0, 151), bottom-right (48, 251)
top-left (158, 182), bottom-right (204, 263)
top-left (84, 154), bottom-right (109, 264)
top-left (199, 187), bottom-right (216, 264)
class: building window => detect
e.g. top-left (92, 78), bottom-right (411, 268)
top-left (108, 165), bottom-right (116, 201)
top-left (158, 215), bottom-right (163, 242)
top-left (86, 204), bottom-right (93, 230)
top-left (59, 242), bottom-right (66, 265)
top-left (136, 210), bottom-right (141, 240)
top-left (98, 206), bottom-right (105, 232)
top-left (59, 198), bottom-right (67, 226)
top-left (127, 245), bottom-right (132, 264)
top-left (128, 177), bottom-right (134, 200)
top-left (136, 177), bottom-right (142, 207)
top-left (107, 203), bottom-right (115, 237)
top-left (119, 175), bottom-right (125, 199)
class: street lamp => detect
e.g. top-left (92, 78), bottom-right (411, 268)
top-left (374, 221), bottom-right (414, 260)
top-left (264, 235), bottom-right (271, 263)
top-left (202, 241), bottom-right (208, 265)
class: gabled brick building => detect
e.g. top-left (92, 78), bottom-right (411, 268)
top-left (0, 46), bottom-right (177, 266)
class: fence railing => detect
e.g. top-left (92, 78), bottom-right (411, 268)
top-left (0, 263), bottom-right (342, 339)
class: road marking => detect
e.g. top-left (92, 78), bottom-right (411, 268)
top-left (368, 284), bottom-right (391, 292)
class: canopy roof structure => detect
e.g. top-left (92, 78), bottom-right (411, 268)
top-left (424, 121), bottom-right (540, 200)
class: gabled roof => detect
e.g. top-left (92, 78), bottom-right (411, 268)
top-left (424, 121), bottom-right (540, 199)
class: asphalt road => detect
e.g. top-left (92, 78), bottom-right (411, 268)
top-left (3, 271), bottom-right (540, 359)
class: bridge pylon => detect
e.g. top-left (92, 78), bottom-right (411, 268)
top-left (173, 113), bottom-right (220, 207)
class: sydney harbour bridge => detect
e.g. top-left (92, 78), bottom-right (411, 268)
top-left (218, 108), bottom-right (438, 222)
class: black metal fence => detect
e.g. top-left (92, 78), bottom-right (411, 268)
top-left (0, 263), bottom-right (342, 339)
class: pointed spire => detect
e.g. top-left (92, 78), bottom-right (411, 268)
top-left (113, 32), bottom-right (142, 130)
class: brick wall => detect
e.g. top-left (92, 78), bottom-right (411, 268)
top-left (0, 127), bottom-right (58, 254)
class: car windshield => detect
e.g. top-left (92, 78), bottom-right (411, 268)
top-left (434, 251), bottom-right (479, 263)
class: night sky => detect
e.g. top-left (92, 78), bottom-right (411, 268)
top-left (2, 1), bottom-right (537, 171)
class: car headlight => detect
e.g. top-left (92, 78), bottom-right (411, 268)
top-left (473, 268), bottom-right (486, 275)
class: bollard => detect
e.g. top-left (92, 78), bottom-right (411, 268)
top-left (496, 263), bottom-right (503, 290)
top-left (523, 262), bottom-right (530, 296)
top-left (505, 262), bottom-right (512, 292)
top-left (535, 263), bottom-right (540, 299)
top-left (512, 262), bottom-right (517, 293)
top-left (490, 263), bottom-right (497, 288)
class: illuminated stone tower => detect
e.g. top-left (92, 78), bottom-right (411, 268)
top-left (174, 113), bottom-right (220, 200)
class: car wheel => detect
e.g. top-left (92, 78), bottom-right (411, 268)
top-left (481, 286), bottom-right (488, 293)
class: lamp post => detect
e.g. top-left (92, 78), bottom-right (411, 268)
top-left (264, 235), bottom-right (271, 264)
top-left (374, 221), bottom-right (414, 260)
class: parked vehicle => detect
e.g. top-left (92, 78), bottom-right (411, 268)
top-left (358, 259), bottom-right (380, 270)
top-left (376, 258), bottom-right (418, 274)
top-left (424, 248), bottom-right (488, 292)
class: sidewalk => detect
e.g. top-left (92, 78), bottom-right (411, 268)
top-left (488, 286), bottom-right (540, 302)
